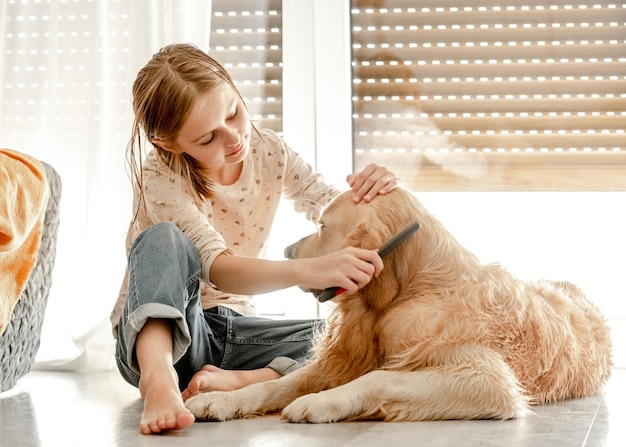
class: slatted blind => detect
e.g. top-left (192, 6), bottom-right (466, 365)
top-left (351, 0), bottom-right (626, 190)
top-left (209, 0), bottom-right (282, 133)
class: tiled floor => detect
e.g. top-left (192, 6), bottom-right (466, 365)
top-left (0, 366), bottom-right (623, 447)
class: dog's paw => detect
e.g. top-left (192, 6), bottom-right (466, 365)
top-left (281, 392), bottom-right (353, 423)
top-left (185, 391), bottom-right (248, 421)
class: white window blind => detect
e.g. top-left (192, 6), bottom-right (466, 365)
top-left (209, 0), bottom-right (282, 133)
top-left (351, 1), bottom-right (626, 190)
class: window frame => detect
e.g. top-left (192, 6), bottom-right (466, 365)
top-left (282, 0), bottom-right (353, 186)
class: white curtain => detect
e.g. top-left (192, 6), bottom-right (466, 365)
top-left (0, 0), bottom-right (212, 371)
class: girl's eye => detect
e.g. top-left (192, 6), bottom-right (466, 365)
top-left (199, 106), bottom-right (237, 145)
top-left (201, 134), bottom-right (214, 145)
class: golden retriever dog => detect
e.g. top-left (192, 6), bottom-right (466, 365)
top-left (185, 187), bottom-right (613, 422)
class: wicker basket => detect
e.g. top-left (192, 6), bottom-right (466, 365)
top-left (1, 162), bottom-right (61, 392)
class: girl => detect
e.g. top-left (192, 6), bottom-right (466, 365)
top-left (110, 43), bottom-right (400, 435)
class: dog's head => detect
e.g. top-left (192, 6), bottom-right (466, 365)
top-left (285, 187), bottom-right (432, 310)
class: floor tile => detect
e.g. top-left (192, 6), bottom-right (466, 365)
top-left (1, 368), bottom-right (623, 447)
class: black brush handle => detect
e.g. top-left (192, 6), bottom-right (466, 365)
top-left (317, 220), bottom-right (421, 303)
top-left (377, 220), bottom-right (421, 257)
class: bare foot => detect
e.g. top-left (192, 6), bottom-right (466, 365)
top-left (181, 365), bottom-right (280, 401)
top-left (139, 366), bottom-right (196, 435)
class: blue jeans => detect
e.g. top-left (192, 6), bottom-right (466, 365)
top-left (115, 222), bottom-right (323, 390)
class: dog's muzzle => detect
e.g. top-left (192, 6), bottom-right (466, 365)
top-left (284, 243), bottom-right (296, 259)
top-left (284, 242), bottom-right (324, 298)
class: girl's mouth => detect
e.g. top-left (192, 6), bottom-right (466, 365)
top-left (229, 143), bottom-right (244, 157)
top-left (228, 136), bottom-right (247, 157)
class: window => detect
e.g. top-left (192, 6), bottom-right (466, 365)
top-left (210, 0), bottom-right (283, 133)
top-left (351, 0), bottom-right (626, 190)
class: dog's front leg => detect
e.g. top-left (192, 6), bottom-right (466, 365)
top-left (283, 360), bottom-right (530, 423)
top-left (185, 362), bottom-right (329, 421)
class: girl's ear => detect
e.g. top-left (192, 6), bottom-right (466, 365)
top-left (151, 138), bottom-right (181, 154)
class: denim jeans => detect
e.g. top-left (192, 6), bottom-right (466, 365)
top-left (115, 222), bottom-right (323, 391)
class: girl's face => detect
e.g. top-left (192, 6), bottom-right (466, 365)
top-left (157, 84), bottom-right (251, 182)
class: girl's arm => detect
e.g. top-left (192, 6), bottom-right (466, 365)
top-left (209, 247), bottom-right (383, 296)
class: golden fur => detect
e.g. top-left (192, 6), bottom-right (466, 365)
top-left (186, 187), bottom-right (613, 422)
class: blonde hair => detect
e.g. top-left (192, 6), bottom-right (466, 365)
top-left (127, 43), bottom-right (257, 222)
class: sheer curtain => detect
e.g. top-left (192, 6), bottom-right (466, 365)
top-left (0, 0), bottom-right (212, 371)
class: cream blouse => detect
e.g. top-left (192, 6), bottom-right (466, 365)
top-left (110, 129), bottom-right (340, 336)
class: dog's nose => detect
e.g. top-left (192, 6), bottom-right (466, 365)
top-left (284, 243), bottom-right (295, 259)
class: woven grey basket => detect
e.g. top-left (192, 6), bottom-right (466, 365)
top-left (1, 162), bottom-right (61, 392)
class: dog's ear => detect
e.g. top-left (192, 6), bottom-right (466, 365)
top-left (343, 220), bottom-right (401, 311)
top-left (343, 220), bottom-right (379, 251)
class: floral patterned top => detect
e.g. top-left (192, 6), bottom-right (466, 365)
top-left (110, 129), bottom-right (340, 336)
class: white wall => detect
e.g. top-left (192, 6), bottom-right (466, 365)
top-left (420, 191), bottom-right (626, 368)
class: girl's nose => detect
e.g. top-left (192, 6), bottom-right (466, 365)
top-left (224, 127), bottom-right (240, 147)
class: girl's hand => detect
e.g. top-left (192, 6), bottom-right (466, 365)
top-left (299, 247), bottom-right (383, 293)
top-left (346, 163), bottom-right (401, 203)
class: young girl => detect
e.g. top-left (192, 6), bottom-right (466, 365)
top-left (110, 43), bottom-right (400, 435)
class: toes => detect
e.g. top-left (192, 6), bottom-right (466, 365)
top-left (143, 420), bottom-right (163, 434)
top-left (178, 411), bottom-right (196, 429)
top-left (139, 410), bottom-right (195, 434)
top-left (160, 413), bottom-right (177, 430)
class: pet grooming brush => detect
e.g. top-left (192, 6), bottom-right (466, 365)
top-left (316, 220), bottom-right (421, 303)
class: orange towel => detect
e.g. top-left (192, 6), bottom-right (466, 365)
top-left (0, 149), bottom-right (49, 335)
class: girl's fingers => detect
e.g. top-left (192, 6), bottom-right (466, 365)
top-left (347, 164), bottom-right (401, 203)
